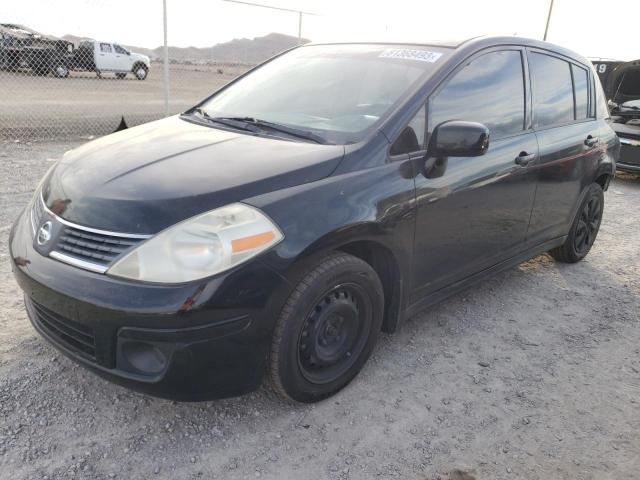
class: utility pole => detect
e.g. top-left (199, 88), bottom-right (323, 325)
top-left (163, 0), bottom-right (170, 116)
top-left (222, 0), bottom-right (318, 44)
top-left (543, 0), bottom-right (554, 41)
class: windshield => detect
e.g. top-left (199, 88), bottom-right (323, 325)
top-left (198, 44), bottom-right (449, 144)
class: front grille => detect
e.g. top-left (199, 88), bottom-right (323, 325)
top-left (30, 300), bottom-right (96, 360)
top-left (30, 194), bottom-right (45, 234)
top-left (55, 226), bottom-right (144, 267)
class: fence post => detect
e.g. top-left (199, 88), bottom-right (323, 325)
top-left (163, 0), bottom-right (170, 117)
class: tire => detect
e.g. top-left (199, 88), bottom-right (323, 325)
top-left (268, 252), bottom-right (384, 403)
top-left (549, 183), bottom-right (604, 263)
top-left (133, 63), bottom-right (148, 80)
top-left (115, 72), bottom-right (127, 79)
top-left (53, 63), bottom-right (69, 78)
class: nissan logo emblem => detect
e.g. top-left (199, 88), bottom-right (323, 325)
top-left (37, 221), bottom-right (53, 246)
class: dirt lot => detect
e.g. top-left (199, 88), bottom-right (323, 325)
top-left (0, 63), bottom-right (246, 140)
top-left (0, 139), bottom-right (639, 480)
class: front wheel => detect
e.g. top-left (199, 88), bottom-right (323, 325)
top-left (549, 183), bottom-right (604, 263)
top-left (133, 64), bottom-right (148, 80)
top-left (268, 252), bottom-right (384, 403)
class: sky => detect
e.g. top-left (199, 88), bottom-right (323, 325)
top-left (2, 0), bottom-right (639, 60)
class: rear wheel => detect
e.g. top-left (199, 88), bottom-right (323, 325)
top-left (549, 183), bottom-right (604, 263)
top-left (268, 252), bottom-right (384, 403)
top-left (53, 63), bottom-right (69, 78)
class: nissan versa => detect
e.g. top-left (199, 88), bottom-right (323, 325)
top-left (10, 37), bottom-right (619, 403)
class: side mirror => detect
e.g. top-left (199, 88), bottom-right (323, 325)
top-left (427, 120), bottom-right (490, 158)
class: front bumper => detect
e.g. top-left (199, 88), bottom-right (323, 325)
top-left (617, 137), bottom-right (640, 173)
top-left (10, 208), bottom-right (291, 400)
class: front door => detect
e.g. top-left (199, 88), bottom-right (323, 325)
top-left (113, 44), bottom-right (133, 72)
top-left (410, 48), bottom-right (539, 303)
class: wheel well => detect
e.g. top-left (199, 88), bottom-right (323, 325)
top-left (595, 173), bottom-right (611, 191)
top-left (337, 241), bottom-right (403, 333)
top-left (132, 62), bottom-right (147, 70)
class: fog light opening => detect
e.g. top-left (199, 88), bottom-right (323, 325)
top-left (120, 341), bottom-right (168, 375)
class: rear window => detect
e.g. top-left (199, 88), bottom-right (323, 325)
top-left (530, 52), bottom-right (575, 128)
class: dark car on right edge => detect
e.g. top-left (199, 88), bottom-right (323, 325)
top-left (593, 58), bottom-right (640, 172)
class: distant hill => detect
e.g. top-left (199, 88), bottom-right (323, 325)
top-left (62, 32), bottom-right (309, 65)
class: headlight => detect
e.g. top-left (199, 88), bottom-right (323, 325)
top-left (107, 203), bottom-right (283, 283)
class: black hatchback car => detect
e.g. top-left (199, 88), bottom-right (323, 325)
top-left (10, 37), bottom-right (619, 403)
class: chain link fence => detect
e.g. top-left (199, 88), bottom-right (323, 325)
top-left (0, 20), bottom-right (289, 143)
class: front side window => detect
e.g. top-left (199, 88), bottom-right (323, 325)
top-left (114, 44), bottom-right (127, 54)
top-left (429, 50), bottom-right (525, 140)
top-left (200, 44), bottom-right (449, 144)
top-left (100, 43), bottom-right (112, 53)
top-left (529, 52), bottom-right (574, 128)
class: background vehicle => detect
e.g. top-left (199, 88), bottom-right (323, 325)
top-left (591, 57), bottom-right (640, 172)
top-left (10, 37), bottom-right (619, 403)
top-left (72, 40), bottom-right (151, 80)
top-left (0, 23), bottom-right (73, 77)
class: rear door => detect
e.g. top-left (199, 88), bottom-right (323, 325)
top-left (525, 50), bottom-right (602, 244)
top-left (410, 47), bottom-right (539, 302)
top-left (95, 42), bottom-right (116, 71)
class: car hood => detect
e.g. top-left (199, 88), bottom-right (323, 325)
top-left (43, 116), bottom-right (345, 233)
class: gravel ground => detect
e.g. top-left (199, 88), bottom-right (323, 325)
top-left (0, 139), bottom-right (639, 480)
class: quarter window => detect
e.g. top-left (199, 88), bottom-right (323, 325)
top-left (390, 105), bottom-right (426, 155)
top-left (572, 64), bottom-right (589, 119)
top-left (429, 50), bottom-right (525, 140)
top-left (529, 52), bottom-right (574, 128)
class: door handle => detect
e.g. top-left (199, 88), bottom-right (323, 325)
top-left (585, 135), bottom-right (599, 148)
top-left (515, 151), bottom-right (536, 166)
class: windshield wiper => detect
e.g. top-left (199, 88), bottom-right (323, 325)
top-left (217, 116), bottom-right (329, 144)
top-left (191, 108), bottom-right (260, 133)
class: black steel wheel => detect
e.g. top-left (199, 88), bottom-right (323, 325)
top-left (297, 284), bottom-right (371, 385)
top-left (269, 252), bottom-right (384, 403)
top-left (573, 195), bottom-right (601, 256)
top-left (550, 183), bottom-right (604, 263)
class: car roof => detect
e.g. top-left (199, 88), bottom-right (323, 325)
top-left (305, 36), bottom-right (591, 66)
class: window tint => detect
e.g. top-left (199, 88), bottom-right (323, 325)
top-left (530, 53), bottom-right (574, 128)
top-left (114, 44), bottom-right (127, 54)
top-left (572, 64), bottom-right (589, 119)
top-left (429, 50), bottom-right (525, 140)
top-left (100, 43), bottom-right (112, 53)
top-left (390, 105), bottom-right (426, 155)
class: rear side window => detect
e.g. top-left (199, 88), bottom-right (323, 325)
top-left (100, 43), bottom-right (112, 53)
top-left (429, 50), bottom-right (525, 140)
top-left (529, 52), bottom-right (574, 128)
top-left (572, 64), bottom-right (590, 119)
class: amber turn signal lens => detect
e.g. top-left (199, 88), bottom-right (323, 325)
top-left (231, 231), bottom-right (276, 253)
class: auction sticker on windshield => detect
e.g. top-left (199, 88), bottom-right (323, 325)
top-left (379, 49), bottom-right (443, 63)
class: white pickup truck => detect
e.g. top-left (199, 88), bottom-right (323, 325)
top-left (72, 40), bottom-right (151, 80)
